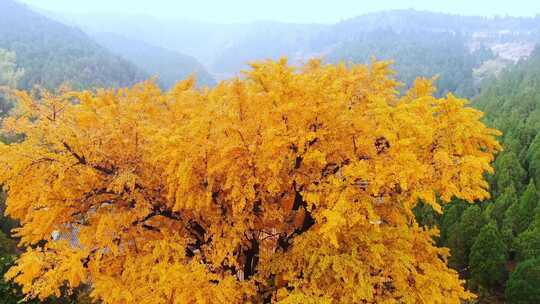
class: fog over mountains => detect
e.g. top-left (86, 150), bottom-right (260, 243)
top-left (47, 9), bottom-right (540, 91)
top-left (2, 0), bottom-right (539, 93)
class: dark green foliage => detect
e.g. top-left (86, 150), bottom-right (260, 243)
top-left (0, 231), bottom-right (16, 256)
top-left (492, 151), bottom-right (527, 195)
top-left (413, 201), bottom-right (440, 229)
top-left (442, 203), bottom-right (486, 270)
top-left (503, 196), bottom-right (522, 244)
top-left (448, 46), bottom-right (540, 301)
top-left (0, 254), bottom-right (29, 304)
top-left (505, 258), bottom-right (540, 304)
top-left (0, 201), bottom-right (17, 238)
top-left (491, 186), bottom-right (518, 229)
top-left (430, 47), bottom-right (540, 301)
top-left (439, 200), bottom-right (467, 244)
top-left (0, 183), bottom-right (22, 303)
top-left (0, 228), bottom-right (28, 303)
top-left (0, 0), bottom-right (147, 90)
top-left (515, 181), bottom-right (539, 233)
top-left (469, 223), bottom-right (508, 290)
top-left (500, 181), bottom-right (540, 245)
top-left (446, 222), bottom-right (467, 270)
top-left (439, 201), bottom-right (470, 269)
top-left (458, 206), bottom-right (486, 265)
top-left (527, 132), bottom-right (540, 190)
top-left (514, 228), bottom-right (540, 262)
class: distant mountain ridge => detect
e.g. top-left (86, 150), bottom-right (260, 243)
top-left (6, 4), bottom-right (540, 94)
top-left (50, 9), bottom-right (539, 92)
top-left (317, 10), bottom-right (540, 55)
top-left (0, 0), bottom-right (147, 90)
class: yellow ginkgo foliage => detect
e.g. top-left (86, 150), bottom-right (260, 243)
top-left (0, 58), bottom-right (500, 303)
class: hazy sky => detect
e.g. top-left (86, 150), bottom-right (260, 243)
top-left (18, 0), bottom-right (540, 23)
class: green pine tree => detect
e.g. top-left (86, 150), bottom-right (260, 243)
top-left (516, 181), bottom-right (539, 233)
top-left (439, 201), bottom-right (466, 245)
top-left (446, 205), bottom-right (486, 270)
top-left (491, 186), bottom-right (518, 229)
top-left (528, 132), bottom-right (540, 191)
top-left (492, 151), bottom-right (527, 195)
top-left (514, 228), bottom-right (540, 262)
top-left (469, 223), bottom-right (507, 290)
top-left (505, 258), bottom-right (540, 304)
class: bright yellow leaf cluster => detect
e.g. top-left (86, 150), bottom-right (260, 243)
top-left (0, 58), bottom-right (500, 303)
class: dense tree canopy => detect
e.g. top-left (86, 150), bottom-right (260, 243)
top-left (469, 222), bottom-right (507, 290)
top-left (430, 46), bottom-right (540, 302)
top-left (0, 59), bottom-right (500, 303)
top-left (505, 258), bottom-right (540, 304)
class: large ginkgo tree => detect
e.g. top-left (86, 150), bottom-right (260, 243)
top-left (0, 59), bottom-right (500, 303)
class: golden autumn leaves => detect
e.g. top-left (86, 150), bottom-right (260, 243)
top-left (0, 58), bottom-right (500, 303)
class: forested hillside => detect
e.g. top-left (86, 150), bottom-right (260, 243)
top-left (0, 0), bottom-right (146, 90)
top-left (317, 10), bottom-right (539, 97)
top-left (326, 30), bottom-right (493, 96)
top-left (92, 32), bottom-right (216, 88)
top-left (60, 10), bottom-right (540, 93)
top-left (413, 47), bottom-right (540, 303)
top-left (313, 10), bottom-right (540, 43)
